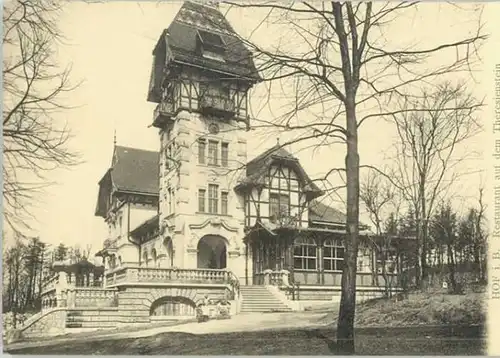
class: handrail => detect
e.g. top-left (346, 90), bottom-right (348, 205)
top-left (288, 274), bottom-right (300, 301)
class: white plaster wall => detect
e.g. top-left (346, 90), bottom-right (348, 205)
top-left (156, 110), bottom-right (249, 279)
top-left (116, 243), bottom-right (139, 265)
top-left (129, 204), bottom-right (157, 231)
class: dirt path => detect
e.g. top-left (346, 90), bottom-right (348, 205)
top-left (5, 311), bottom-right (330, 351)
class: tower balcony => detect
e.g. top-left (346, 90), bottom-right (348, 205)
top-left (199, 94), bottom-right (236, 118)
top-left (153, 100), bottom-right (176, 127)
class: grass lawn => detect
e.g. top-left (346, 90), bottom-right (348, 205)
top-left (6, 325), bottom-right (485, 356)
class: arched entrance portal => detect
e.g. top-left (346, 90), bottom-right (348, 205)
top-left (197, 235), bottom-right (227, 269)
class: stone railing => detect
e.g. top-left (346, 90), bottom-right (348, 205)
top-left (68, 287), bottom-right (118, 308)
top-left (106, 266), bottom-right (234, 286)
top-left (260, 269), bottom-right (291, 287)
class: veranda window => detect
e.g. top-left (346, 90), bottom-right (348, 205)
top-left (293, 237), bottom-right (317, 270)
top-left (323, 238), bottom-right (345, 271)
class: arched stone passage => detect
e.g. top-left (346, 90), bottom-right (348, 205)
top-left (150, 296), bottom-right (196, 317)
top-left (197, 235), bottom-right (227, 269)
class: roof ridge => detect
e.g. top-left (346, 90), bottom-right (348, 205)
top-left (172, 1), bottom-right (235, 36)
top-left (115, 145), bottom-right (158, 154)
top-left (247, 143), bottom-right (296, 166)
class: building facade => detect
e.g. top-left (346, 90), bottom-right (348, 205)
top-left (30, 2), bottom-right (415, 337)
top-left (93, 0), bottom-right (414, 298)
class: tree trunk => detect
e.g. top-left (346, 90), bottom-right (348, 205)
top-left (446, 243), bottom-right (457, 292)
top-left (414, 211), bottom-right (421, 287)
top-left (336, 101), bottom-right (360, 355)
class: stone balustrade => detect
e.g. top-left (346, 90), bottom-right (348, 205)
top-left (105, 266), bottom-right (233, 286)
top-left (69, 287), bottom-right (118, 308)
top-left (261, 269), bottom-right (290, 287)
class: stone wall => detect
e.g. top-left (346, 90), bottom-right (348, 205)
top-left (66, 308), bottom-right (122, 328)
top-left (116, 285), bottom-right (229, 324)
top-left (20, 308), bottom-right (67, 339)
top-left (287, 287), bottom-right (398, 302)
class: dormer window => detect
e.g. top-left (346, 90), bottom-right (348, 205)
top-left (197, 29), bottom-right (226, 62)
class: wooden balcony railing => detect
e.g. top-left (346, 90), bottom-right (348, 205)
top-left (199, 95), bottom-right (235, 115)
top-left (153, 101), bottom-right (176, 126)
top-left (103, 237), bottom-right (118, 250)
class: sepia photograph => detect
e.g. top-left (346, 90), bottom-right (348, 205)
top-left (2, 0), bottom-right (497, 355)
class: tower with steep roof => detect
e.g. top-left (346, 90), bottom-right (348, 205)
top-left (146, 1), bottom-right (260, 272)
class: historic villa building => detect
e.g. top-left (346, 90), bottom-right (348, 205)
top-left (25, 1), bottom-right (414, 336)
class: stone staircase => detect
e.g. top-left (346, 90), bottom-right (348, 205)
top-left (65, 308), bottom-right (125, 329)
top-left (239, 286), bottom-right (292, 313)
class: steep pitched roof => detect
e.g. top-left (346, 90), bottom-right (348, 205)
top-left (149, 1), bottom-right (259, 103)
top-left (95, 146), bottom-right (159, 218)
top-left (235, 144), bottom-right (323, 199)
top-left (309, 200), bottom-right (347, 224)
top-left (110, 146), bottom-right (159, 195)
top-left (309, 200), bottom-right (370, 230)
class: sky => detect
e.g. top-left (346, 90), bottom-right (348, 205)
top-left (10, 1), bottom-right (500, 253)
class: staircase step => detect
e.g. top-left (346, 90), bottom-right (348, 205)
top-left (239, 285), bottom-right (290, 313)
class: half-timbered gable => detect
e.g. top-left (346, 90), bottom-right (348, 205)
top-left (148, 1), bottom-right (260, 129)
top-left (235, 144), bottom-right (323, 230)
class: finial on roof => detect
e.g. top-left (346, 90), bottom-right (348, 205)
top-left (113, 129), bottom-right (117, 147)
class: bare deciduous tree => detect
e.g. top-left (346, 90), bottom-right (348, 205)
top-left (360, 171), bottom-right (398, 295)
top-left (223, 1), bottom-right (485, 352)
top-left (389, 82), bottom-right (482, 288)
top-left (3, 0), bottom-right (81, 233)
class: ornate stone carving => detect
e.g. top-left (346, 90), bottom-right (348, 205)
top-left (188, 218), bottom-right (239, 233)
top-left (229, 236), bottom-right (240, 251)
top-left (187, 233), bottom-right (199, 252)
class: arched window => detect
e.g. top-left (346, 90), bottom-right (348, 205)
top-left (323, 238), bottom-right (344, 272)
top-left (293, 237), bottom-right (317, 270)
top-left (151, 248), bottom-right (158, 267)
top-left (164, 237), bottom-right (174, 267)
top-left (143, 251), bottom-right (149, 267)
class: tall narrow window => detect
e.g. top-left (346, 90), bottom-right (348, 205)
top-left (323, 239), bottom-right (345, 271)
top-left (270, 194), bottom-right (279, 219)
top-left (221, 192), bottom-right (228, 215)
top-left (198, 139), bottom-right (206, 164)
top-left (269, 193), bottom-right (290, 220)
top-left (198, 189), bottom-right (206, 212)
top-left (293, 237), bottom-right (317, 270)
top-left (208, 184), bottom-right (219, 213)
top-left (167, 188), bottom-right (173, 215)
top-left (208, 141), bottom-right (218, 166)
top-left (221, 142), bottom-right (229, 167)
top-left (165, 145), bottom-right (172, 169)
top-left (171, 188), bottom-right (175, 214)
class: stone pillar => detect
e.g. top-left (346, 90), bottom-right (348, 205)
top-left (58, 271), bottom-right (69, 289)
top-left (263, 269), bottom-right (272, 285)
top-left (281, 269), bottom-right (290, 286)
top-left (67, 289), bottom-right (76, 308)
